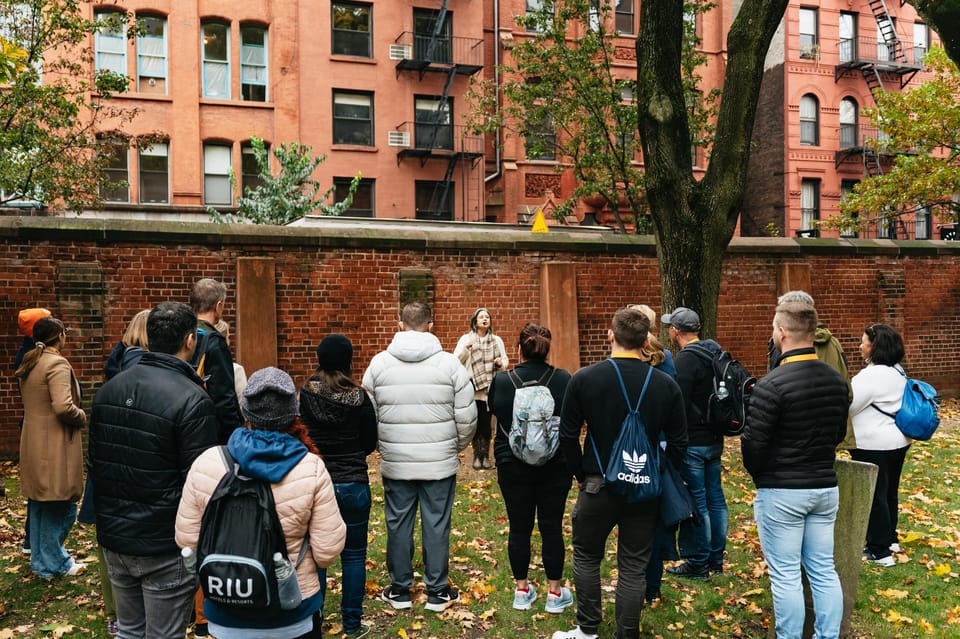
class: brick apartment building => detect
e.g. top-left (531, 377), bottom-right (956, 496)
top-left (44, 1), bottom-right (951, 237)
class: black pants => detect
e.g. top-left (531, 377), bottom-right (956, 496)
top-left (497, 460), bottom-right (572, 580)
top-left (472, 400), bottom-right (492, 460)
top-left (850, 445), bottom-right (910, 558)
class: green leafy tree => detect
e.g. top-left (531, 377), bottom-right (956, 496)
top-left (468, 0), bottom-right (716, 235)
top-left (0, 1), bottom-right (145, 211)
top-left (907, 1), bottom-right (960, 68)
top-left (827, 47), bottom-right (959, 235)
top-left (210, 137), bottom-right (361, 225)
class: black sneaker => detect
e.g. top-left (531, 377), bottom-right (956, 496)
top-left (644, 587), bottom-right (662, 604)
top-left (425, 586), bottom-right (460, 612)
top-left (381, 585), bottom-right (413, 610)
top-left (194, 622), bottom-right (209, 638)
top-left (666, 562), bottom-right (710, 581)
top-left (709, 563), bottom-right (724, 576)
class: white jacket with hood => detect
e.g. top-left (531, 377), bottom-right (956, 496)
top-left (362, 330), bottom-right (477, 480)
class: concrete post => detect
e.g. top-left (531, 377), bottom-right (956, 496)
top-left (768, 458), bottom-right (878, 638)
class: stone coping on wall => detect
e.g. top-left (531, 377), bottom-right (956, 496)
top-left (1, 216), bottom-right (958, 257)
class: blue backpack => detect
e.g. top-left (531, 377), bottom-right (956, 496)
top-left (871, 369), bottom-right (940, 441)
top-left (588, 360), bottom-right (661, 503)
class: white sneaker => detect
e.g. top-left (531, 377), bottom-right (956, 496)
top-left (513, 584), bottom-right (537, 610)
top-left (551, 627), bottom-right (597, 639)
top-left (65, 561), bottom-right (87, 576)
top-left (545, 587), bottom-right (574, 614)
top-left (890, 543), bottom-right (902, 553)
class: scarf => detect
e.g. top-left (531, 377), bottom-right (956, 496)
top-left (468, 332), bottom-right (497, 393)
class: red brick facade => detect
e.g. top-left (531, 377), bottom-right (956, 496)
top-left (1, 217), bottom-right (958, 457)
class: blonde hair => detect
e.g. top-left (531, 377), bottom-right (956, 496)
top-left (214, 319), bottom-right (230, 345)
top-left (122, 310), bottom-right (151, 349)
top-left (628, 304), bottom-right (666, 366)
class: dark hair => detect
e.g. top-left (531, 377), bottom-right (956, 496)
top-left (14, 317), bottom-right (66, 379)
top-left (401, 301), bottom-right (433, 330)
top-left (611, 307), bottom-right (649, 350)
top-left (190, 278), bottom-right (226, 314)
top-left (519, 323), bottom-right (551, 361)
top-left (147, 302), bottom-right (197, 354)
top-left (470, 308), bottom-right (494, 334)
top-left (865, 324), bottom-right (904, 366)
top-left (309, 368), bottom-right (361, 394)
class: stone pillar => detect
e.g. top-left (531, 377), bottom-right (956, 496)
top-left (539, 262), bottom-right (579, 374)
top-left (768, 458), bottom-right (878, 638)
top-left (235, 257), bottom-right (277, 374)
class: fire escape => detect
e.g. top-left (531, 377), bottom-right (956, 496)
top-left (833, 0), bottom-right (922, 238)
top-left (389, 1), bottom-right (484, 221)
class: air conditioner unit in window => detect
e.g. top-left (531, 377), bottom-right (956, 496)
top-left (389, 44), bottom-right (412, 60)
top-left (388, 131), bottom-right (411, 147)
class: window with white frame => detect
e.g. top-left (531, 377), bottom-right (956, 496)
top-left (95, 11), bottom-right (127, 76)
top-left (241, 26), bottom-right (267, 101)
top-left (203, 143), bottom-right (232, 205)
top-left (136, 15), bottom-right (167, 94)
top-left (799, 7), bottom-right (818, 59)
top-left (839, 98), bottom-right (858, 148)
top-left (800, 178), bottom-right (820, 234)
top-left (202, 22), bottom-right (230, 98)
top-left (334, 177), bottom-right (375, 217)
top-left (915, 206), bottom-right (931, 239)
top-left (913, 22), bottom-right (928, 64)
top-left (799, 94), bottom-right (819, 146)
top-left (839, 12), bottom-right (856, 63)
top-left (616, 0), bottom-right (634, 35)
top-left (333, 91), bottom-right (374, 146)
top-left (139, 142), bottom-right (169, 204)
top-left (332, 2), bottom-right (372, 57)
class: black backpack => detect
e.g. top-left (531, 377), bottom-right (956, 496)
top-left (689, 344), bottom-right (756, 436)
top-left (196, 447), bottom-right (302, 618)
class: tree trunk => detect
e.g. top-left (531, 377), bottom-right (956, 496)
top-left (637, 0), bottom-right (789, 337)
top-left (909, 1), bottom-right (960, 67)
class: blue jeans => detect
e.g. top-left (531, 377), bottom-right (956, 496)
top-left (27, 499), bottom-right (77, 578)
top-left (104, 548), bottom-right (196, 639)
top-left (320, 482), bottom-right (371, 634)
top-left (383, 476), bottom-right (456, 593)
top-left (678, 444), bottom-right (728, 568)
top-left (755, 487), bottom-right (842, 639)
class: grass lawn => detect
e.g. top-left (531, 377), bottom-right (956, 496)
top-left (2, 400), bottom-right (959, 638)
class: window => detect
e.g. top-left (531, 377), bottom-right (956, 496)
top-left (334, 177), bottom-right (375, 217)
top-left (913, 22), bottom-right (928, 64)
top-left (240, 26), bottom-right (267, 101)
top-left (615, 0), bottom-right (634, 35)
top-left (332, 91), bottom-right (373, 146)
top-left (839, 12), bottom-right (857, 63)
top-left (99, 139), bottom-right (129, 202)
top-left (525, 0), bottom-right (548, 33)
top-left (0, 3), bottom-right (43, 82)
top-left (799, 7), bottom-right (818, 59)
top-left (95, 11), bottom-right (126, 76)
top-left (136, 15), bottom-right (167, 94)
top-left (202, 22), bottom-right (230, 98)
top-left (416, 180), bottom-right (453, 220)
top-left (139, 142), bottom-right (168, 204)
top-left (413, 8), bottom-right (451, 64)
top-left (414, 96), bottom-right (453, 150)
top-left (241, 142), bottom-right (268, 194)
top-left (915, 206), bottom-right (931, 239)
top-left (800, 179), bottom-right (820, 234)
top-left (839, 98), bottom-right (858, 148)
top-left (799, 94), bottom-right (819, 146)
top-left (204, 143), bottom-right (232, 205)
top-left (876, 17), bottom-right (895, 61)
top-left (332, 2), bottom-right (371, 57)
top-left (588, 0), bottom-right (601, 32)
top-left (840, 180), bottom-right (859, 237)
top-left (525, 116), bottom-right (556, 161)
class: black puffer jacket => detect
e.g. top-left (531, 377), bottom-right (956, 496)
top-left (300, 379), bottom-right (377, 484)
top-left (741, 347), bottom-right (849, 489)
top-left (192, 320), bottom-right (243, 443)
top-left (90, 352), bottom-right (218, 555)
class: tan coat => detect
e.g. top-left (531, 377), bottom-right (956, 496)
top-left (175, 446), bottom-right (346, 599)
top-left (19, 348), bottom-right (87, 502)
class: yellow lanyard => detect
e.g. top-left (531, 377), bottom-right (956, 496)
top-left (779, 353), bottom-right (819, 366)
top-left (611, 353), bottom-right (642, 360)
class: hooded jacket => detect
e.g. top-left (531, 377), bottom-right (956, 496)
top-left (300, 380), bottom-right (378, 484)
top-left (176, 428), bottom-right (346, 630)
top-left (362, 330), bottom-right (477, 480)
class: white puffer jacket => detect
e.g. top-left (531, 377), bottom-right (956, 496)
top-left (850, 363), bottom-right (910, 451)
top-left (362, 331), bottom-right (477, 480)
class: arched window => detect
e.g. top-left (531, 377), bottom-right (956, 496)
top-left (839, 98), bottom-right (858, 148)
top-left (799, 94), bottom-right (819, 146)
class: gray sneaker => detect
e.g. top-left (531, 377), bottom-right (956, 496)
top-left (545, 587), bottom-right (574, 614)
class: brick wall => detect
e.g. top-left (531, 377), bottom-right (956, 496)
top-left (1, 217), bottom-right (958, 457)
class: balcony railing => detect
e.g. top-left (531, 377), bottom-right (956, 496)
top-left (837, 37), bottom-right (924, 68)
top-left (393, 32), bottom-right (483, 74)
top-left (393, 122), bottom-right (484, 158)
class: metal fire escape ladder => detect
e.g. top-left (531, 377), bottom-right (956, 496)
top-left (868, 0), bottom-right (907, 63)
top-left (422, 0), bottom-right (450, 70)
top-left (862, 65), bottom-right (885, 97)
top-left (863, 146), bottom-right (883, 177)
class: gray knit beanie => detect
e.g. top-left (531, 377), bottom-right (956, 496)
top-left (240, 367), bottom-right (299, 430)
